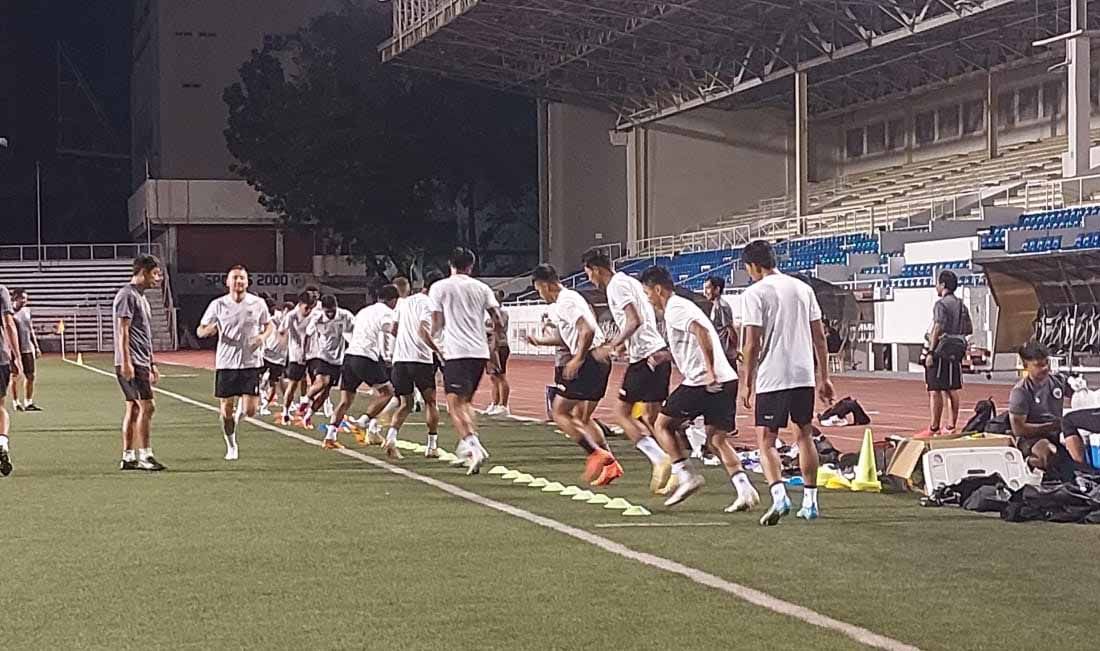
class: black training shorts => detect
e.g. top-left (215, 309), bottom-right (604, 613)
top-left (116, 365), bottom-right (154, 402)
top-left (340, 354), bottom-right (390, 393)
top-left (443, 358), bottom-right (486, 400)
top-left (661, 380), bottom-right (738, 431)
top-left (755, 386), bottom-right (815, 429)
top-left (926, 357), bottom-right (962, 392)
top-left (619, 358), bottom-right (672, 404)
top-left (215, 368), bottom-right (262, 399)
top-left (556, 355), bottom-right (612, 403)
top-left (392, 361), bottom-right (437, 397)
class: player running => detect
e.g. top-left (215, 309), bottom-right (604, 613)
top-left (529, 264), bottom-right (621, 486)
top-left (260, 297), bottom-right (290, 416)
top-left (582, 250), bottom-right (673, 493)
top-left (391, 273), bottom-right (444, 457)
top-left (639, 266), bottom-right (760, 510)
top-left (279, 291), bottom-right (317, 424)
top-left (429, 247), bottom-right (504, 475)
top-left (738, 240), bottom-right (834, 525)
top-left (300, 295), bottom-right (353, 430)
top-left (196, 266), bottom-right (273, 461)
top-left (111, 255), bottom-right (164, 472)
top-left (9, 289), bottom-right (42, 411)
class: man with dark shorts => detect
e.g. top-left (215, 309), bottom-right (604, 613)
top-left (112, 255), bottom-right (164, 471)
top-left (300, 295), bottom-right (353, 430)
top-left (392, 272), bottom-right (444, 457)
top-left (640, 266), bottom-right (759, 510)
top-left (739, 240), bottom-right (834, 525)
top-left (7, 289), bottom-right (40, 412)
top-left (0, 283), bottom-right (22, 476)
top-left (485, 289), bottom-right (512, 416)
top-left (279, 291), bottom-right (316, 424)
top-left (1008, 340), bottom-right (1092, 471)
top-left (923, 270), bottom-right (973, 436)
top-left (260, 297), bottom-right (289, 416)
top-left (197, 266), bottom-right (273, 461)
top-left (429, 247), bottom-right (505, 475)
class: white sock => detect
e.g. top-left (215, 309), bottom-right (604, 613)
top-left (486, 403), bottom-right (496, 411)
top-left (122, 449), bottom-right (136, 462)
top-left (671, 459), bottom-right (692, 482)
top-left (635, 436), bottom-right (668, 466)
top-left (0, 435), bottom-right (8, 450)
top-left (427, 433), bottom-right (438, 449)
top-left (368, 417), bottom-right (379, 432)
top-left (24, 400), bottom-right (32, 407)
top-left (769, 481), bottom-right (788, 506)
top-left (324, 425), bottom-right (339, 441)
top-left (224, 433), bottom-right (237, 451)
top-left (803, 487), bottom-right (819, 509)
top-left (386, 427), bottom-right (398, 445)
top-left (731, 472), bottom-right (754, 498)
top-left (138, 447), bottom-right (153, 460)
top-left (470, 433), bottom-right (487, 454)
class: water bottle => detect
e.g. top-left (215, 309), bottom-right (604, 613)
top-left (1090, 434), bottom-right (1100, 471)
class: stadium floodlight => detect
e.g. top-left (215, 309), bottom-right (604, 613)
top-left (0, 137), bottom-right (8, 148)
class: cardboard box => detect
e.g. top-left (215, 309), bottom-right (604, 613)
top-left (927, 434), bottom-right (1013, 450)
top-left (884, 434), bottom-right (1014, 486)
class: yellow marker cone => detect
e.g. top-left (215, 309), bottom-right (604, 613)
top-left (571, 490), bottom-right (595, 501)
top-left (528, 477), bottom-right (549, 488)
top-left (438, 451), bottom-right (457, 463)
top-left (512, 473), bottom-right (535, 484)
top-left (412, 444), bottom-right (427, 453)
top-left (501, 470), bottom-right (521, 480)
top-left (850, 428), bottom-right (882, 492)
top-left (541, 482), bottom-right (566, 492)
top-left (559, 485), bottom-right (581, 496)
top-left (587, 494), bottom-right (611, 505)
top-left (622, 505), bottom-right (652, 516)
top-left (604, 497), bottom-right (633, 510)
top-left (76, 352), bottom-right (84, 366)
top-left (488, 466), bottom-right (509, 475)
top-left (395, 441), bottom-right (415, 450)
top-left (817, 466), bottom-right (851, 490)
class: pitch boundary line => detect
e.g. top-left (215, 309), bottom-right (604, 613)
top-left (69, 359), bottom-right (920, 651)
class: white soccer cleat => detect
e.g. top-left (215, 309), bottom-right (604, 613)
top-left (663, 472), bottom-right (705, 507)
top-left (466, 447), bottom-right (486, 475)
top-left (224, 447), bottom-right (239, 461)
top-left (759, 497), bottom-right (792, 527)
top-left (259, 407), bottom-right (272, 417)
top-left (323, 399), bottom-right (334, 418)
top-left (724, 488), bottom-right (761, 513)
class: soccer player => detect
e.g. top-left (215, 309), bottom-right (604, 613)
top-left (429, 247), bottom-right (504, 475)
top-left (392, 272), bottom-right (444, 456)
top-left (260, 297), bottom-right (289, 416)
top-left (112, 255), bottom-right (164, 472)
top-left (738, 240), bottom-right (834, 525)
top-left (529, 264), bottom-right (620, 485)
top-left (300, 295), bottom-right (354, 430)
top-left (639, 266), bottom-right (759, 509)
top-left (582, 250), bottom-right (673, 493)
top-left (326, 285), bottom-right (400, 454)
top-left (485, 289), bottom-right (511, 416)
top-left (9, 289), bottom-right (42, 411)
top-left (0, 282), bottom-right (22, 476)
top-left (279, 291), bottom-right (316, 424)
top-left (196, 266), bottom-right (273, 461)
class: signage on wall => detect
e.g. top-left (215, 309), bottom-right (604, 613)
top-left (176, 272), bottom-right (318, 295)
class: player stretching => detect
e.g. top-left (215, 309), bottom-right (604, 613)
top-left (582, 250), bottom-right (673, 493)
top-left (429, 247), bottom-right (504, 475)
top-left (197, 266), bottom-right (273, 461)
top-left (279, 291), bottom-right (316, 424)
top-left (738, 240), bottom-right (834, 525)
top-left (529, 264), bottom-right (621, 485)
top-left (0, 283), bottom-right (22, 476)
top-left (325, 285), bottom-right (400, 453)
top-left (300, 296), bottom-right (353, 430)
top-left (112, 256), bottom-right (164, 472)
top-left (640, 266), bottom-right (759, 509)
top-left (9, 289), bottom-right (42, 411)
top-left (391, 272), bottom-right (444, 457)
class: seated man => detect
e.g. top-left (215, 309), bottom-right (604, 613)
top-left (1009, 340), bottom-right (1091, 471)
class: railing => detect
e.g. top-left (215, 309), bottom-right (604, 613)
top-left (632, 224), bottom-right (752, 258)
top-left (0, 242), bottom-right (161, 263)
top-left (160, 267), bottom-right (180, 351)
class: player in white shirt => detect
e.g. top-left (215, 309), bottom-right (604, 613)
top-left (196, 266), bottom-right (274, 461)
top-left (391, 272), bottom-right (445, 457)
top-left (640, 266), bottom-right (761, 510)
top-left (279, 291), bottom-right (317, 424)
top-left (484, 289), bottom-right (512, 416)
top-left (429, 247), bottom-right (505, 475)
top-left (300, 295), bottom-right (354, 432)
top-left (738, 240), bottom-right (834, 525)
top-left (528, 264), bottom-right (622, 486)
top-left (260, 297), bottom-right (290, 416)
top-left (324, 285), bottom-right (400, 454)
top-left (582, 250), bottom-right (674, 494)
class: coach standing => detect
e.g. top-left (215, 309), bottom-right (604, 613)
top-left (924, 270), bottom-right (973, 437)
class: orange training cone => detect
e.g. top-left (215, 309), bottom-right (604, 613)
top-left (850, 428), bottom-right (882, 492)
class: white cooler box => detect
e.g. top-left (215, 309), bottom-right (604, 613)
top-left (922, 446), bottom-right (1037, 496)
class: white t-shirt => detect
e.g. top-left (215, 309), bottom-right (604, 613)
top-left (281, 307), bottom-right (312, 364)
top-left (740, 272), bottom-right (822, 393)
top-left (663, 295), bottom-right (737, 387)
top-left (264, 310), bottom-right (289, 364)
top-left (306, 307), bottom-right (355, 365)
top-left (346, 303), bottom-right (395, 361)
top-left (553, 288), bottom-right (605, 356)
top-left (428, 274), bottom-right (499, 360)
top-left (393, 293), bottom-right (435, 364)
top-left (606, 272), bottom-right (666, 363)
top-left (200, 293), bottom-right (271, 370)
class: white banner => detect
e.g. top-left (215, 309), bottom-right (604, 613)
top-left (176, 272), bottom-right (318, 295)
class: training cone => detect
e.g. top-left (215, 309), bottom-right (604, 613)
top-left (501, 470), bottom-right (521, 480)
top-left (75, 352), bottom-right (84, 366)
top-left (528, 477), bottom-right (550, 488)
top-left (587, 494), bottom-right (611, 505)
top-left (488, 466), bottom-right (509, 475)
top-left (542, 482), bottom-right (566, 492)
top-left (558, 485), bottom-right (581, 496)
top-left (604, 497), bottom-right (633, 510)
top-left (622, 505), bottom-right (652, 517)
top-left (817, 465), bottom-right (852, 490)
top-left (850, 428), bottom-right (882, 492)
top-left (512, 473), bottom-right (536, 484)
top-left (412, 444), bottom-right (427, 453)
top-left (437, 451), bottom-right (458, 462)
top-left (572, 490), bottom-right (595, 501)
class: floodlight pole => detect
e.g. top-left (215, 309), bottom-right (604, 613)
top-left (1034, 0), bottom-right (1093, 178)
top-left (36, 160), bottom-right (43, 271)
top-left (794, 71), bottom-right (809, 236)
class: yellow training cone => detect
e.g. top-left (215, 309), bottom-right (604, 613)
top-left (850, 428), bottom-right (882, 492)
top-left (512, 473), bottom-right (535, 484)
top-left (501, 470), bottom-right (521, 480)
top-left (817, 466), bottom-right (851, 490)
top-left (559, 485), bottom-right (581, 496)
top-left (438, 451), bottom-right (457, 462)
top-left (76, 352), bottom-right (84, 366)
top-left (542, 482), bottom-right (566, 492)
top-left (571, 490), bottom-right (595, 501)
top-left (412, 444), bottom-right (427, 453)
top-left (528, 477), bottom-right (549, 488)
top-left (488, 466), bottom-right (509, 475)
top-left (587, 494), bottom-right (611, 505)
top-left (604, 498), bottom-right (633, 510)
top-left (622, 505), bottom-right (651, 516)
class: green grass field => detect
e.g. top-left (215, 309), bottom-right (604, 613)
top-left (3, 357), bottom-right (1099, 650)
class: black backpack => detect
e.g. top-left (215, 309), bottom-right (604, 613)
top-left (961, 398), bottom-right (996, 434)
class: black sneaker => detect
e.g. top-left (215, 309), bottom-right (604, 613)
top-left (23, 404), bottom-right (42, 412)
top-left (14, 404), bottom-right (23, 412)
top-left (137, 456), bottom-right (166, 472)
top-left (120, 459), bottom-right (139, 471)
top-left (0, 447), bottom-right (12, 476)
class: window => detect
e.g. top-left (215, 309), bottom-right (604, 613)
top-left (845, 127), bottom-right (864, 159)
top-left (887, 118), bottom-right (906, 150)
top-left (866, 122), bottom-right (886, 155)
top-left (938, 105), bottom-right (960, 139)
top-left (1043, 80), bottom-right (1063, 118)
top-left (997, 91), bottom-right (1015, 129)
top-left (1018, 86), bottom-right (1039, 122)
top-left (962, 99), bottom-right (984, 134)
top-left (915, 110), bottom-right (936, 145)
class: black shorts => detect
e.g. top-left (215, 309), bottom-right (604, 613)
top-left (0, 363), bottom-right (11, 394)
top-left (263, 360), bottom-right (285, 382)
top-left (115, 365), bottom-right (154, 402)
top-left (661, 380), bottom-right (738, 431)
top-left (307, 358), bottom-right (341, 381)
top-left (392, 361), bottom-right (437, 397)
top-left (443, 358), bottom-right (487, 400)
top-left (488, 347), bottom-right (510, 376)
top-left (556, 355), bottom-right (612, 403)
top-left (20, 352), bottom-right (35, 378)
top-left (755, 387), bottom-right (815, 429)
top-left (926, 357), bottom-right (962, 391)
top-left (286, 361), bottom-right (307, 382)
top-left (340, 354), bottom-right (390, 392)
top-left (619, 358), bottom-right (672, 404)
top-left (215, 368), bottom-right (262, 399)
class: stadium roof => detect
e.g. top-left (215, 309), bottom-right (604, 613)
top-left (380, 0), bottom-right (1094, 128)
